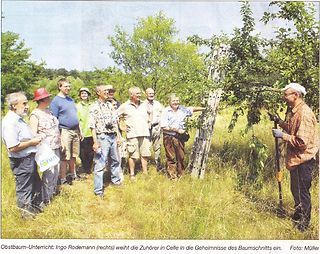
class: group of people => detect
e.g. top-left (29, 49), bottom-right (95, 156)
top-left (2, 80), bottom-right (318, 233)
top-left (2, 78), bottom-right (203, 218)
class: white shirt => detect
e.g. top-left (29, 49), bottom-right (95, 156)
top-left (142, 100), bottom-right (164, 127)
top-left (2, 111), bottom-right (37, 158)
top-left (117, 100), bottom-right (149, 139)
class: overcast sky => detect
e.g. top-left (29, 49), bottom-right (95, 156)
top-left (2, 1), bottom-right (318, 71)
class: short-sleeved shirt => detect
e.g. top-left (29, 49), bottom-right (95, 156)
top-left (88, 100), bottom-right (118, 134)
top-left (141, 100), bottom-right (164, 128)
top-left (117, 100), bottom-right (149, 139)
top-left (30, 108), bottom-right (61, 150)
top-left (50, 95), bottom-right (79, 130)
top-left (160, 105), bottom-right (192, 136)
top-left (280, 101), bottom-right (319, 169)
top-left (77, 101), bottom-right (92, 137)
top-left (2, 110), bottom-right (38, 158)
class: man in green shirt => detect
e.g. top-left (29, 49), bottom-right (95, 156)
top-left (77, 87), bottom-right (94, 174)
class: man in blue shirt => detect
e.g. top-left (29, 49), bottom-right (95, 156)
top-left (160, 94), bottom-right (204, 180)
top-left (2, 92), bottom-right (43, 218)
top-left (50, 78), bottom-right (80, 184)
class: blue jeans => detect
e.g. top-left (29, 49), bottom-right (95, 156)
top-left (94, 133), bottom-right (121, 195)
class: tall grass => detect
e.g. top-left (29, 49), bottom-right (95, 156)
top-left (1, 108), bottom-right (318, 239)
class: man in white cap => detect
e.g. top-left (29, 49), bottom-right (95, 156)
top-left (271, 83), bottom-right (318, 232)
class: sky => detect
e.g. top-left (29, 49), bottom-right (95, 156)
top-left (2, 1), bottom-right (318, 71)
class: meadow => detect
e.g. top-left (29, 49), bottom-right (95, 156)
top-left (1, 108), bottom-right (318, 239)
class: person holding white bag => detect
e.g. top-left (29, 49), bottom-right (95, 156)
top-left (30, 88), bottom-right (61, 205)
top-left (2, 92), bottom-right (43, 219)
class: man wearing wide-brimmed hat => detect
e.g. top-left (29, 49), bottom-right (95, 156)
top-left (30, 87), bottom-right (61, 205)
top-left (271, 83), bottom-right (318, 232)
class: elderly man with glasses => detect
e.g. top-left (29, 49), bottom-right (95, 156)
top-left (271, 83), bottom-right (318, 232)
top-left (2, 92), bottom-right (43, 218)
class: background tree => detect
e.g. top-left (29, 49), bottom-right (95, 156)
top-left (189, 1), bottom-right (319, 129)
top-left (262, 1), bottom-right (319, 114)
top-left (222, 1), bottom-right (279, 131)
top-left (108, 12), bottom-right (208, 105)
top-left (188, 1), bottom-right (319, 188)
top-left (1, 31), bottom-right (45, 105)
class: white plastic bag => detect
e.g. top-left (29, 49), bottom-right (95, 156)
top-left (35, 142), bottom-right (60, 172)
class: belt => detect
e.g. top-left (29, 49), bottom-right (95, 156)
top-left (163, 132), bottom-right (177, 137)
top-left (97, 132), bottom-right (116, 136)
top-left (61, 126), bottom-right (79, 131)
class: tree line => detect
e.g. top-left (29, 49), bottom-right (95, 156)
top-left (2, 1), bottom-right (319, 130)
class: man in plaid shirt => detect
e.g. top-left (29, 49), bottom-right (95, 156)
top-left (271, 83), bottom-right (318, 232)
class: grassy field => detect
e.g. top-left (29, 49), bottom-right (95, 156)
top-left (1, 108), bottom-right (319, 239)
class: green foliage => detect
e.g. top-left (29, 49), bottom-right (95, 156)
top-left (189, 1), bottom-right (319, 130)
top-left (79, 67), bottom-right (131, 103)
top-left (223, 1), bottom-right (278, 130)
top-left (32, 76), bottom-right (85, 103)
top-left (44, 68), bottom-right (81, 79)
top-left (1, 31), bottom-right (45, 104)
top-left (186, 2), bottom-right (319, 200)
top-left (108, 12), bottom-right (209, 105)
top-left (247, 135), bottom-right (269, 189)
top-left (187, 34), bottom-right (230, 87)
top-left (262, 1), bottom-right (319, 114)
top-left (215, 108), bottom-right (275, 189)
